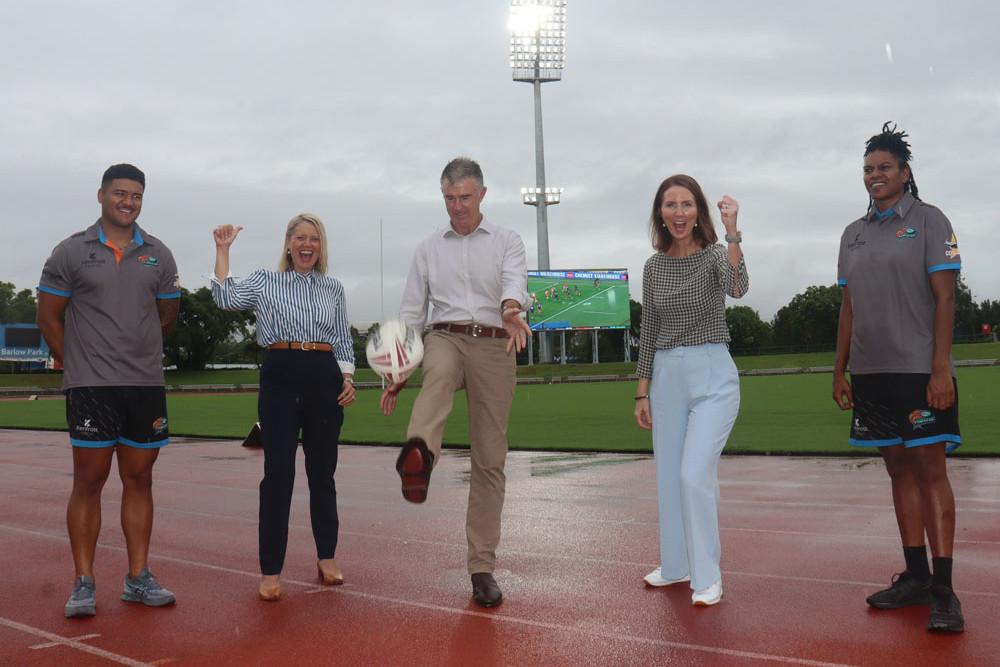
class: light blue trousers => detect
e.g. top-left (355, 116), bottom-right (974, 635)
top-left (650, 343), bottom-right (740, 591)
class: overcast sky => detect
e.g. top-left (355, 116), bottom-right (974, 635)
top-left (3, 0), bottom-right (998, 326)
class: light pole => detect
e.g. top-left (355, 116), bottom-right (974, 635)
top-left (510, 0), bottom-right (566, 363)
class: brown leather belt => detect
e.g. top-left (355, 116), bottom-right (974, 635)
top-left (268, 341), bottom-right (332, 352)
top-left (432, 323), bottom-right (509, 339)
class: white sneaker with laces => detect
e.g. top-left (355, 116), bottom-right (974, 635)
top-left (692, 579), bottom-right (723, 606)
top-left (643, 567), bottom-right (691, 587)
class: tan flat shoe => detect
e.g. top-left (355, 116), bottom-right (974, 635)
top-left (317, 559), bottom-right (344, 585)
top-left (259, 575), bottom-right (282, 601)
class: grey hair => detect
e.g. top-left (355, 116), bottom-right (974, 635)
top-left (440, 157), bottom-right (484, 191)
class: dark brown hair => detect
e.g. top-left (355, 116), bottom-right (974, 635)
top-left (648, 174), bottom-right (717, 252)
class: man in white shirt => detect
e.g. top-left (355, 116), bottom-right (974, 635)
top-left (380, 157), bottom-right (531, 607)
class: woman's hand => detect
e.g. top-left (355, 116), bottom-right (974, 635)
top-left (717, 195), bottom-right (739, 235)
top-left (213, 224), bottom-right (243, 248)
top-left (337, 377), bottom-right (356, 407)
top-left (634, 397), bottom-right (652, 430)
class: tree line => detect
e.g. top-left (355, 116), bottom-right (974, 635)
top-left (3, 278), bottom-right (998, 370)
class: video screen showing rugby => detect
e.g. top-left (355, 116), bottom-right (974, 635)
top-left (526, 269), bottom-right (630, 331)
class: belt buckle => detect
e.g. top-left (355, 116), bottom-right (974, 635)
top-left (469, 324), bottom-right (482, 338)
top-left (299, 341), bottom-right (313, 351)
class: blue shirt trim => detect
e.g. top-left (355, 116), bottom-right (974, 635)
top-left (38, 285), bottom-right (72, 298)
top-left (927, 263), bottom-right (961, 274)
top-left (98, 223), bottom-right (144, 246)
top-left (157, 292), bottom-right (182, 299)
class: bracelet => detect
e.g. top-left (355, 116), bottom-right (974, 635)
top-left (725, 231), bottom-right (742, 243)
top-left (634, 395), bottom-right (649, 401)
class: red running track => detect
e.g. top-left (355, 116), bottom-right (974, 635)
top-left (1, 428), bottom-right (998, 666)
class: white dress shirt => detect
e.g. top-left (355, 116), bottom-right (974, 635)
top-left (399, 218), bottom-right (530, 329)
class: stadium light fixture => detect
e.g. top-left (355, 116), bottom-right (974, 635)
top-left (520, 187), bottom-right (563, 206)
top-left (510, 0), bottom-right (566, 363)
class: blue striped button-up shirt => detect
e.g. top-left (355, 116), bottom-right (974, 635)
top-left (211, 269), bottom-right (355, 374)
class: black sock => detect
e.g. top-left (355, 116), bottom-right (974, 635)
top-left (932, 557), bottom-right (953, 590)
top-left (903, 545), bottom-right (931, 582)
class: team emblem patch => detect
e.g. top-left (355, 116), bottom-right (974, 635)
top-left (139, 255), bottom-right (159, 266)
top-left (908, 410), bottom-right (935, 429)
top-left (896, 227), bottom-right (917, 239)
top-left (152, 417), bottom-right (168, 434)
top-left (945, 234), bottom-right (960, 259)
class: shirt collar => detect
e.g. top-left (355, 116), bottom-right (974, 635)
top-left (90, 219), bottom-right (146, 246)
top-left (441, 217), bottom-right (493, 238)
top-left (864, 191), bottom-right (915, 222)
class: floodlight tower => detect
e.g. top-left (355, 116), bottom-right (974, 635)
top-left (509, 0), bottom-right (566, 363)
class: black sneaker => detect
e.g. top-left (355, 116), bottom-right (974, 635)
top-left (927, 586), bottom-right (964, 633)
top-left (866, 571), bottom-right (932, 609)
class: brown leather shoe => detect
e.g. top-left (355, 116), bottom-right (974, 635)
top-left (396, 438), bottom-right (433, 503)
top-left (471, 572), bottom-right (503, 608)
top-left (317, 559), bottom-right (344, 586)
top-left (259, 575), bottom-right (282, 601)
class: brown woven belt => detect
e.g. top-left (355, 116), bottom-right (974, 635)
top-left (268, 342), bottom-right (332, 352)
top-left (432, 323), bottom-right (509, 339)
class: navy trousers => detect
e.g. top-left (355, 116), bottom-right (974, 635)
top-left (257, 349), bottom-right (345, 575)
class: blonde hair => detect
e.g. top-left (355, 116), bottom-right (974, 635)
top-left (279, 213), bottom-right (328, 274)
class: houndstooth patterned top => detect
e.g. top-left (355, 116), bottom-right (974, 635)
top-left (637, 243), bottom-right (748, 378)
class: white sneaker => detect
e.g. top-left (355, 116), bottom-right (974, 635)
top-left (692, 579), bottom-right (723, 606)
top-left (644, 567), bottom-right (691, 587)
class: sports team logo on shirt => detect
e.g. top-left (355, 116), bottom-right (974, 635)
top-left (152, 417), bottom-right (168, 434)
top-left (895, 227), bottom-right (917, 239)
top-left (139, 255), bottom-right (159, 267)
top-left (945, 234), bottom-right (960, 259)
top-left (908, 410), bottom-right (936, 429)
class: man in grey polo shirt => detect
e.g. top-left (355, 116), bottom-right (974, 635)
top-left (37, 163), bottom-right (181, 618)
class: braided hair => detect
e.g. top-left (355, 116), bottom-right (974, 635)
top-left (864, 121), bottom-right (920, 201)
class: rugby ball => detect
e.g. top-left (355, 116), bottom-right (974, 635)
top-left (366, 319), bottom-right (424, 383)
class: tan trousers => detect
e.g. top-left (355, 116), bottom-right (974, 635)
top-left (406, 330), bottom-right (516, 574)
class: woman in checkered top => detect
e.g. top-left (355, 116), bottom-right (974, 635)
top-left (633, 174), bottom-right (748, 607)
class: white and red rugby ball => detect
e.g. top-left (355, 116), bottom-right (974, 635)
top-left (365, 319), bottom-right (424, 383)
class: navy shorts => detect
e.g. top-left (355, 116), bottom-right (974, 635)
top-left (849, 373), bottom-right (961, 452)
top-left (65, 386), bottom-right (170, 449)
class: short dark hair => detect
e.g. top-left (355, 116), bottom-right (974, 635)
top-left (864, 122), bottom-right (919, 200)
top-left (101, 163), bottom-right (145, 189)
top-left (648, 174), bottom-right (717, 252)
top-left (441, 157), bottom-right (484, 191)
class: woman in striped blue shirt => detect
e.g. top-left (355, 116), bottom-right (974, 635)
top-left (212, 213), bottom-right (355, 601)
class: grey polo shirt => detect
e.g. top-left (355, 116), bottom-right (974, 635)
top-left (38, 220), bottom-right (181, 389)
top-left (837, 193), bottom-right (961, 375)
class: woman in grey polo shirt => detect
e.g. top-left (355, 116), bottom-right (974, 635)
top-left (833, 123), bottom-right (964, 633)
top-left (633, 174), bottom-right (748, 606)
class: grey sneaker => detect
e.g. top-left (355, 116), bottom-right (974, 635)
top-left (65, 575), bottom-right (96, 617)
top-left (122, 568), bottom-right (176, 607)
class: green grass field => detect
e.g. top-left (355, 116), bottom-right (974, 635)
top-left (527, 272), bottom-right (631, 331)
top-left (2, 366), bottom-right (997, 456)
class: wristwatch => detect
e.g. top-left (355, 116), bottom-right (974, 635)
top-left (725, 232), bottom-right (742, 244)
